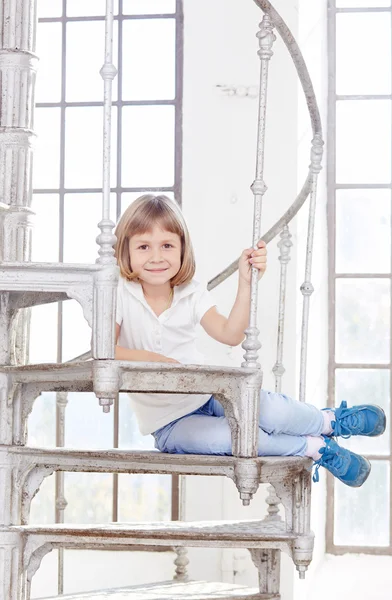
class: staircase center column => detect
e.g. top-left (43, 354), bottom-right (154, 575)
top-left (0, 4), bottom-right (38, 599)
top-left (0, 0), bottom-right (38, 366)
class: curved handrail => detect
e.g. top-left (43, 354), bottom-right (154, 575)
top-left (207, 0), bottom-right (322, 291)
top-left (208, 172), bottom-right (312, 290)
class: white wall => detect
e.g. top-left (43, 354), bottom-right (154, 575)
top-left (31, 0), bottom-right (330, 596)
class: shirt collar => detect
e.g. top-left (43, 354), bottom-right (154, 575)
top-left (122, 277), bottom-right (200, 307)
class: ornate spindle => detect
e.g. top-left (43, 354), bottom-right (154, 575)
top-left (173, 547), bottom-right (189, 582)
top-left (298, 134), bottom-right (323, 402)
top-left (96, 0), bottom-right (117, 266)
top-left (242, 15), bottom-right (276, 369)
top-left (272, 226), bottom-right (293, 392)
top-left (173, 476), bottom-right (189, 582)
top-left (263, 484), bottom-right (282, 523)
top-left (55, 392), bottom-right (68, 595)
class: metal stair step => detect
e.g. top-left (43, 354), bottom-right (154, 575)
top-left (4, 445), bottom-right (310, 481)
top-left (9, 520), bottom-right (297, 547)
top-left (39, 580), bottom-right (262, 600)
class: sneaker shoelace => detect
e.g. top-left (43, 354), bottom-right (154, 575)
top-left (312, 444), bottom-right (345, 483)
top-left (332, 401), bottom-right (365, 439)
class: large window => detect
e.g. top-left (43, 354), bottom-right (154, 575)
top-left (28, 0), bottom-right (183, 592)
top-left (327, 0), bottom-right (391, 553)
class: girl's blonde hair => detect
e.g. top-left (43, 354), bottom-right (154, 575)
top-left (114, 194), bottom-right (196, 286)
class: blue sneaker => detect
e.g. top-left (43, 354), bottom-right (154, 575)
top-left (329, 400), bottom-right (386, 439)
top-left (313, 436), bottom-right (371, 487)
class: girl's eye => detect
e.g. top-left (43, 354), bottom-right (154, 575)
top-left (163, 243), bottom-right (173, 249)
top-left (138, 245), bottom-right (148, 250)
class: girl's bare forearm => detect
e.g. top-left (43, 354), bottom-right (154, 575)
top-left (222, 282), bottom-right (251, 346)
top-left (115, 346), bottom-right (178, 363)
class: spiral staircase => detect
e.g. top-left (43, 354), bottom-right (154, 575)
top-left (0, 0), bottom-right (323, 598)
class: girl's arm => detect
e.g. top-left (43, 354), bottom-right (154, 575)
top-left (115, 324), bottom-right (179, 363)
top-left (201, 241), bottom-right (267, 346)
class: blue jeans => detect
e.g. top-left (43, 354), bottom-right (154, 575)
top-left (153, 391), bottom-right (324, 457)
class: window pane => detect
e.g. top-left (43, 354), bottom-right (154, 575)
top-left (63, 193), bottom-right (116, 263)
top-left (336, 279), bottom-right (390, 363)
top-left (62, 300), bottom-right (92, 362)
top-left (66, 0), bottom-right (119, 16)
top-left (64, 473), bottom-right (113, 523)
top-left (122, 19), bottom-right (175, 100)
top-left (117, 397), bottom-right (172, 522)
top-left (27, 392), bottom-right (56, 447)
top-left (121, 191), bottom-right (175, 213)
top-left (29, 303), bottom-right (58, 363)
top-left (336, 189), bottom-right (391, 274)
top-left (336, 100), bottom-right (391, 184)
top-left (66, 21), bottom-right (118, 102)
top-left (123, 0), bottom-right (176, 14)
top-left (36, 22), bottom-right (62, 103)
top-left (334, 460), bottom-right (390, 546)
top-left (65, 393), bottom-right (114, 448)
top-left (38, 0), bottom-right (63, 18)
top-left (337, 0), bottom-right (390, 6)
top-left (118, 474), bottom-right (172, 521)
top-left (335, 369), bottom-right (390, 455)
top-left (32, 195), bottom-right (59, 262)
top-left (336, 13), bottom-right (391, 95)
top-left (65, 107), bottom-right (117, 188)
top-left (122, 106), bottom-right (175, 187)
top-left (34, 108), bottom-right (61, 189)
top-left (118, 393), bottom-right (156, 450)
top-left (30, 474), bottom-right (55, 524)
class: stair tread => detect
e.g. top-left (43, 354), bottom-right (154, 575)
top-left (2, 360), bottom-right (258, 377)
top-left (12, 519), bottom-right (294, 541)
top-left (39, 580), bottom-right (261, 599)
top-left (6, 445), bottom-right (310, 469)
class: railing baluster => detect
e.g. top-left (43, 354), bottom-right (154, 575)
top-left (299, 134), bottom-right (323, 402)
top-left (273, 226), bottom-right (292, 393)
top-left (242, 14), bottom-right (276, 370)
top-left (96, 0), bottom-right (117, 266)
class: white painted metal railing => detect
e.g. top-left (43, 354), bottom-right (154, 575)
top-left (96, 0), bottom-right (117, 268)
top-left (241, 14), bottom-right (276, 371)
top-left (0, 1), bottom-right (324, 596)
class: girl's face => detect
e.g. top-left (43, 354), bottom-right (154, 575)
top-left (128, 225), bottom-right (182, 286)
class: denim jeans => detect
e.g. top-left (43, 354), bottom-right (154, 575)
top-left (152, 390), bottom-right (324, 457)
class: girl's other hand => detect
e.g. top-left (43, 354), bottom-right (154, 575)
top-left (238, 240), bottom-right (267, 286)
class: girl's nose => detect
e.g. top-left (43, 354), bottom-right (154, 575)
top-left (151, 249), bottom-right (163, 262)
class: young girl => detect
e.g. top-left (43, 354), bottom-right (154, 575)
top-left (114, 194), bottom-right (386, 487)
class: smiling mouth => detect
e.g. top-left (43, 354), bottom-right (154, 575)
top-left (145, 268), bottom-right (168, 272)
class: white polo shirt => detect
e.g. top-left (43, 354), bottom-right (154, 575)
top-left (116, 276), bottom-right (216, 435)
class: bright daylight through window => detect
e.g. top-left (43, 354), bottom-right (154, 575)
top-left (328, 0), bottom-right (392, 553)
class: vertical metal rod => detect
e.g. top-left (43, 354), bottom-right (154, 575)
top-left (55, 391), bottom-right (68, 596)
top-left (298, 133), bottom-right (323, 402)
top-left (174, 0), bottom-right (184, 206)
top-left (273, 226), bottom-right (292, 392)
top-left (116, 0), bottom-right (123, 221)
top-left (56, 1), bottom-right (68, 591)
top-left (97, 0), bottom-right (117, 264)
top-left (389, 0), bottom-right (392, 552)
top-left (242, 14), bottom-right (276, 369)
top-left (326, 0), bottom-right (337, 553)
